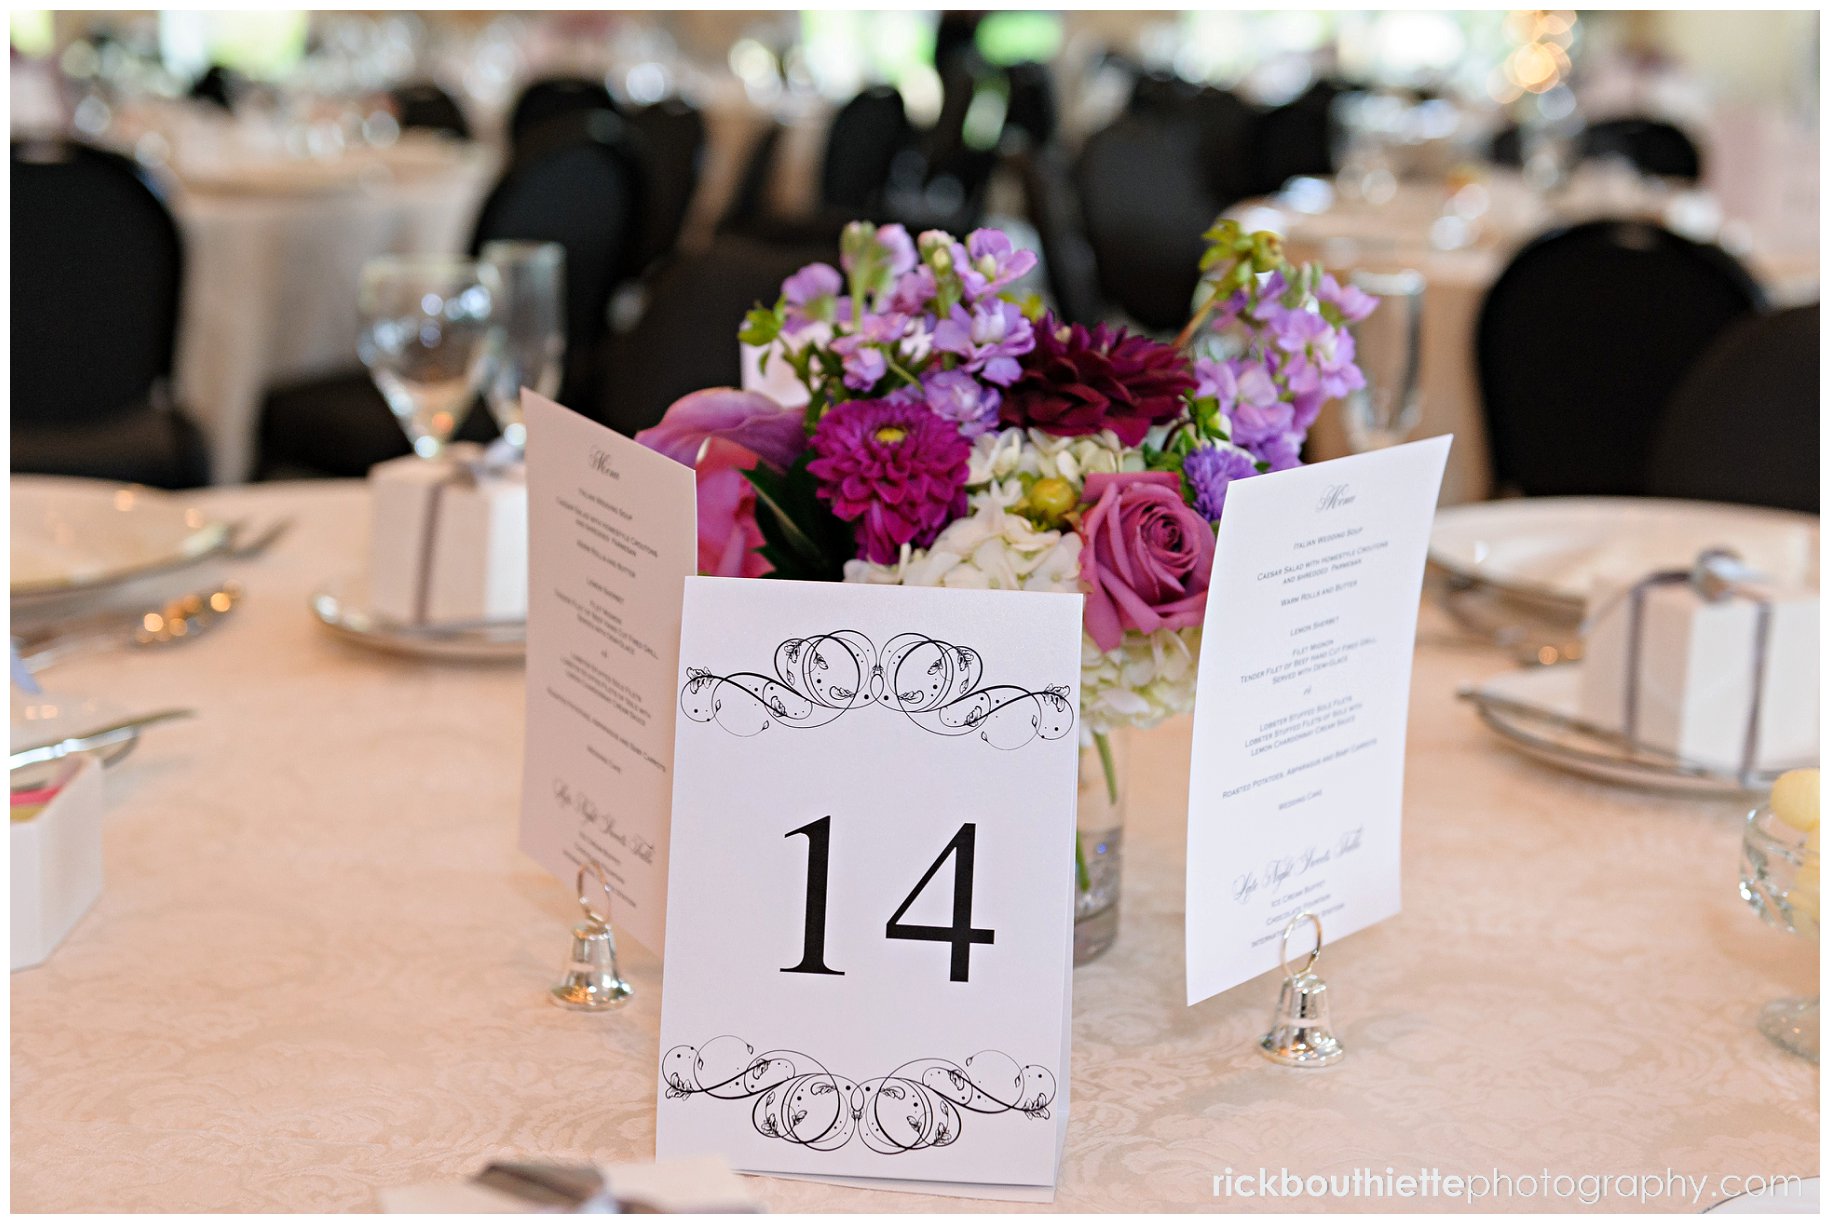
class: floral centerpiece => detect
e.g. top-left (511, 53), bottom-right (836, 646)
top-left (637, 217), bottom-right (1373, 955)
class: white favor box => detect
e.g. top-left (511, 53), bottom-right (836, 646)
top-left (12, 756), bottom-right (104, 971)
top-left (1579, 577), bottom-right (1820, 772)
top-left (369, 446), bottom-right (528, 625)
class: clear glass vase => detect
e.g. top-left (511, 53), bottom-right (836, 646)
top-left (1739, 801), bottom-right (1820, 1063)
top-left (1074, 729), bottom-right (1128, 964)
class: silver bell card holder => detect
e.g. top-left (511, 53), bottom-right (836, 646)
top-left (1259, 911), bottom-right (1344, 1067)
top-left (550, 861), bottom-right (634, 1011)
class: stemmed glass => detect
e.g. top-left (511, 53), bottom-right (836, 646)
top-left (478, 240), bottom-right (566, 451)
top-left (356, 255), bottom-right (497, 459)
top-left (1740, 800), bottom-right (1820, 1063)
top-left (1342, 269), bottom-right (1425, 452)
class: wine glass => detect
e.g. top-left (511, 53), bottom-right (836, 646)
top-left (1341, 269), bottom-right (1425, 452)
top-left (1740, 799), bottom-right (1820, 1063)
top-left (356, 255), bottom-right (497, 459)
top-left (478, 240), bottom-right (566, 451)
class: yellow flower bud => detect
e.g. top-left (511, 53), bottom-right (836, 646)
top-left (1027, 477), bottom-right (1078, 524)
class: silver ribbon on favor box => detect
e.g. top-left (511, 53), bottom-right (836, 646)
top-left (409, 440), bottom-right (522, 626)
top-left (1583, 549), bottom-right (1773, 785)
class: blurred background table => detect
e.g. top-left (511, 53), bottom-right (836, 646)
top-left (167, 141), bottom-right (497, 483)
top-left (10, 481), bottom-right (1816, 1211)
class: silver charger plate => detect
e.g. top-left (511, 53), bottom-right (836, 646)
top-left (1704, 1175), bottom-right (1819, 1214)
top-left (1460, 665), bottom-right (1807, 798)
top-left (310, 574), bottom-right (524, 662)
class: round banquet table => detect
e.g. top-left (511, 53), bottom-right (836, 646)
top-left (10, 481), bottom-right (1818, 1212)
top-left (1241, 172), bottom-right (1821, 509)
top-left (167, 144), bottom-right (498, 486)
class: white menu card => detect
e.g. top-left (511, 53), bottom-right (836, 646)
top-left (518, 391), bottom-right (697, 954)
top-left (1186, 436), bottom-right (1451, 1004)
top-left (656, 577), bottom-right (1081, 1193)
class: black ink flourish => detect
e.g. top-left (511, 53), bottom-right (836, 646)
top-left (679, 631), bottom-right (1073, 750)
top-left (661, 1036), bottom-right (1056, 1154)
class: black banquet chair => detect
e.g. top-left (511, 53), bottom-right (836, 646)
top-left (258, 111), bottom-right (646, 478)
top-left (625, 97), bottom-right (706, 273)
top-left (819, 85), bottom-right (912, 214)
top-left (1582, 117), bottom-right (1702, 182)
top-left (596, 234), bottom-right (835, 439)
top-left (12, 141), bottom-right (209, 488)
top-left (1645, 304), bottom-right (1819, 513)
top-left (508, 76), bottom-right (619, 150)
top-left (1475, 219), bottom-right (1765, 498)
top-left (391, 81), bottom-right (471, 140)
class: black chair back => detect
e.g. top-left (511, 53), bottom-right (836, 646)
top-left (626, 97), bottom-right (707, 272)
top-left (1582, 116), bottom-right (1702, 181)
top-left (820, 85), bottom-right (911, 213)
top-left (718, 121), bottom-right (783, 236)
top-left (189, 65), bottom-right (235, 111)
top-left (1646, 304), bottom-right (1819, 513)
top-left (597, 236), bottom-right (834, 438)
top-left (508, 76), bottom-right (619, 149)
top-left (392, 81), bottom-right (470, 140)
top-left (1476, 219), bottom-right (1765, 497)
top-left (1073, 110), bottom-right (1217, 331)
top-left (12, 141), bottom-right (182, 425)
top-left (1010, 142), bottom-right (1103, 326)
top-left (1250, 79), bottom-right (1341, 195)
top-left (1190, 86), bottom-right (1261, 206)
top-left (1002, 62), bottom-right (1057, 148)
top-left (470, 110), bottom-right (646, 411)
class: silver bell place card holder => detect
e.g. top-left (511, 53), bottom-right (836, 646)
top-left (550, 861), bottom-right (634, 1011)
top-left (1260, 911), bottom-right (1345, 1067)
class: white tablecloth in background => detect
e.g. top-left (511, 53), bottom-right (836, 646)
top-left (170, 149), bottom-right (497, 485)
top-left (9, 482), bottom-right (1816, 1211)
top-left (1244, 173), bottom-right (1820, 506)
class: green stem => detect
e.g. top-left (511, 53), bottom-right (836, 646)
top-left (1074, 833), bottom-right (1090, 894)
top-left (1094, 730), bottom-right (1119, 806)
top-left (883, 354), bottom-right (923, 388)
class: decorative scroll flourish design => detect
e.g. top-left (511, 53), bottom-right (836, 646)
top-left (679, 631), bottom-right (1074, 749)
top-left (661, 1036), bottom-right (1057, 1154)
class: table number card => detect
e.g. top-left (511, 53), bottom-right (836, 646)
top-left (656, 578), bottom-right (1082, 1192)
top-left (1186, 436), bottom-right (1451, 1004)
top-left (518, 391), bottom-right (697, 954)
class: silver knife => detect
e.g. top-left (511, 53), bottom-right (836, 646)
top-left (10, 708), bottom-right (196, 770)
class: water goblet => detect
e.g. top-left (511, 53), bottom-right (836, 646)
top-left (356, 254), bottom-right (497, 459)
top-left (1740, 800), bottom-right (1820, 1063)
top-left (1342, 269), bottom-right (1425, 453)
top-left (478, 240), bottom-right (566, 451)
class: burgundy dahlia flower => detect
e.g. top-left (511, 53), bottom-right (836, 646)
top-left (1000, 315), bottom-right (1196, 446)
top-left (807, 399), bottom-right (970, 564)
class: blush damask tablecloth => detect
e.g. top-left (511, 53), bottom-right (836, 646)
top-left (9, 483), bottom-right (1818, 1212)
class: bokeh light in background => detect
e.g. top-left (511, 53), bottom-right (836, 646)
top-left (159, 11), bottom-right (309, 82)
top-left (11, 8), bottom-right (52, 58)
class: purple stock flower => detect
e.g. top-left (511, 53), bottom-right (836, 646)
top-left (877, 223), bottom-right (918, 276)
top-left (1273, 308), bottom-right (1365, 403)
top-left (1183, 445), bottom-right (1262, 522)
top-left (932, 300), bottom-right (1034, 386)
top-left (922, 368), bottom-right (1000, 436)
top-left (781, 262), bottom-right (841, 334)
top-left (830, 311), bottom-right (911, 391)
top-left (888, 265), bottom-right (938, 315)
top-left (957, 229), bottom-right (1038, 300)
top-left (1317, 272), bottom-right (1378, 323)
top-left (1192, 356), bottom-right (1237, 410)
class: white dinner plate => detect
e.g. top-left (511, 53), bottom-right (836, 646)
top-left (310, 574), bottom-right (524, 663)
top-left (1460, 665), bottom-right (1809, 797)
top-left (1430, 498), bottom-right (1820, 611)
top-left (1705, 1175), bottom-right (1818, 1213)
top-left (11, 477), bottom-right (230, 601)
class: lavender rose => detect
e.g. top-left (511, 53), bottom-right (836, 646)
top-left (1077, 471), bottom-right (1215, 652)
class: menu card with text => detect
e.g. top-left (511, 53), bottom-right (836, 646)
top-left (518, 391), bottom-right (697, 954)
top-left (1185, 436), bottom-right (1451, 1004)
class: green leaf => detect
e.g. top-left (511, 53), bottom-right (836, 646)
top-left (743, 455), bottom-right (854, 582)
top-left (738, 303), bottom-right (783, 348)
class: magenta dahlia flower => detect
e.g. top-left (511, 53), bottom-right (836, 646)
top-left (807, 399), bottom-right (971, 564)
top-left (1000, 316), bottom-right (1196, 446)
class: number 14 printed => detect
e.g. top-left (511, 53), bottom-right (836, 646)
top-left (656, 578), bottom-right (1083, 1191)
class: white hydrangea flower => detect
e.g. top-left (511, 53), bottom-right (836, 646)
top-left (844, 499), bottom-right (1081, 594)
top-left (1079, 625), bottom-right (1202, 734)
top-left (965, 427), bottom-right (1141, 492)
